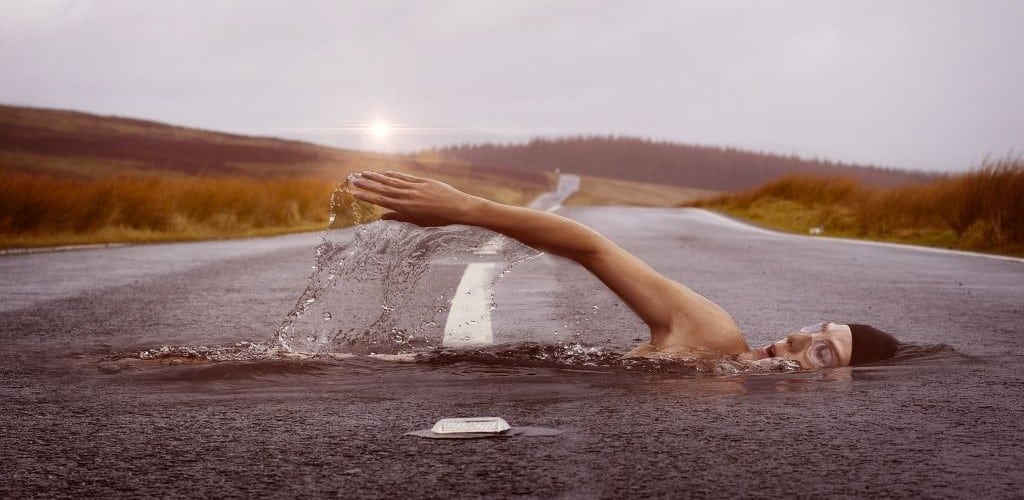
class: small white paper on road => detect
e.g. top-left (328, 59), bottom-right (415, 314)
top-left (406, 417), bottom-right (564, 440)
top-left (431, 417), bottom-right (511, 434)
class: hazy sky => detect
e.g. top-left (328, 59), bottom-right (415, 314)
top-left (2, 0), bottom-right (1022, 171)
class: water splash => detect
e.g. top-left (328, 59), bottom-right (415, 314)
top-left (135, 341), bottom-right (282, 362)
top-left (271, 174), bottom-right (540, 355)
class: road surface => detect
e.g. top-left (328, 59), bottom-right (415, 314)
top-left (1, 199), bottom-right (1023, 498)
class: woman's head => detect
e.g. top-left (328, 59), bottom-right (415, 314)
top-left (847, 323), bottom-right (901, 365)
top-left (744, 322), bottom-right (900, 368)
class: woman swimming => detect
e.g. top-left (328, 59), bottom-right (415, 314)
top-left (351, 170), bottom-right (899, 368)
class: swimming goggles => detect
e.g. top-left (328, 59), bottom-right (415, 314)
top-left (799, 322), bottom-right (830, 334)
top-left (797, 322), bottom-right (840, 367)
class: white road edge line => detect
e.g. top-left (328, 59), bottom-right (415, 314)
top-left (0, 243), bottom-right (130, 256)
top-left (691, 208), bottom-right (1024, 264)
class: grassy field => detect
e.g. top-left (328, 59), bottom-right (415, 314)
top-left (1, 165), bottom-right (716, 249)
top-left (0, 172), bottom-right (337, 248)
top-left (690, 158), bottom-right (1024, 257)
top-left (0, 167), bottom-right (554, 250)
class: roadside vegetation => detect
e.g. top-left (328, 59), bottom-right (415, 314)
top-left (0, 172), bottom-right (339, 249)
top-left (0, 169), bottom-right (552, 250)
top-left (690, 158), bottom-right (1024, 256)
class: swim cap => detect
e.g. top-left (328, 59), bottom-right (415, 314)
top-left (848, 324), bottom-right (900, 365)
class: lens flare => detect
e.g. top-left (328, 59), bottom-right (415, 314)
top-left (369, 121), bottom-right (391, 139)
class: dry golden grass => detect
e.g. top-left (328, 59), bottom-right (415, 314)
top-left (0, 172), bottom-right (338, 249)
top-left (691, 158), bottom-right (1024, 256)
top-left (0, 165), bottom-right (552, 249)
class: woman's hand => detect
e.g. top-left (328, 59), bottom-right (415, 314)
top-left (350, 170), bottom-right (484, 227)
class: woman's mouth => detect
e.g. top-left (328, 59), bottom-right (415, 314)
top-left (752, 345), bottom-right (777, 360)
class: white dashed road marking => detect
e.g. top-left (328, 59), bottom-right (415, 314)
top-left (442, 262), bottom-right (500, 346)
top-left (442, 174), bottom-right (580, 347)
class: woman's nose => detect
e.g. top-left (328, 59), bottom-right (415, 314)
top-left (788, 333), bottom-right (812, 350)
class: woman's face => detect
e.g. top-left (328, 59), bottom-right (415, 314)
top-left (747, 322), bottom-right (853, 368)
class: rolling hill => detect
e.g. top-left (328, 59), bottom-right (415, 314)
top-left (0, 104), bottom-right (550, 186)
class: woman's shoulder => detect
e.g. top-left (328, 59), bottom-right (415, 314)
top-left (659, 317), bottom-right (749, 355)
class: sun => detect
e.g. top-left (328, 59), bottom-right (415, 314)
top-left (369, 121), bottom-right (392, 139)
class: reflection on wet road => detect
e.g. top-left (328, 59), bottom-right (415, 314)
top-left (1, 200), bottom-right (1023, 497)
top-left (0, 232), bottom-right (320, 313)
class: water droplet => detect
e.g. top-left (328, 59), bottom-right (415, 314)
top-left (322, 312), bottom-right (332, 321)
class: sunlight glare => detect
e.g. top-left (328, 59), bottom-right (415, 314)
top-left (369, 121), bottom-right (391, 139)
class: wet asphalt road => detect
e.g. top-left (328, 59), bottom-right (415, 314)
top-left (2, 207), bottom-right (1023, 498)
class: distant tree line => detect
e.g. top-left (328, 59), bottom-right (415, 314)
top-left (419, 136), bottom-right (932, 190)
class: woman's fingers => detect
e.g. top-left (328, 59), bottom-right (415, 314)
top-left (351, 189), bottom-right (400, 211)
top-left (352, 177), bottom-right (407, 198)
top-left (361, 170), bottom-right (412, 189)
top-left (382, 170), bottom-right (424, 183)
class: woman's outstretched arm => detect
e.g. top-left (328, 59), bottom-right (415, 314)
top-left (351, 171), bottom-right (746, 354)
